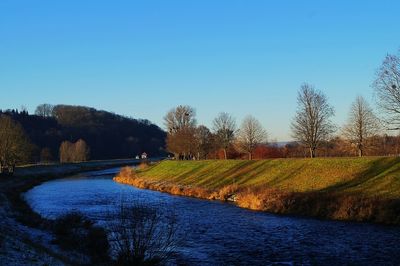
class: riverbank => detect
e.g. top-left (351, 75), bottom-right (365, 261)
top-left (114, 158), bottom-right (400, 225)
top-left (0, 159), bottom-right (141, 265)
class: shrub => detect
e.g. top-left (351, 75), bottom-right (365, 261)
top-left (53, 212), bottom-right (110, 264)
top-left (108, 203), bottom-right (179, 266)
top-left (236, 188), bottom-right (264, 210)
top-left (236, 187), bottom-right (287, 211)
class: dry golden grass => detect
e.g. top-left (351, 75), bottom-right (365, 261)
top-left (218, 184), bottom-right (239, 201)
top-left (115, 166), bottom-right (213, 200)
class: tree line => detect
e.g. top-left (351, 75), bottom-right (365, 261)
top-left (165, 49), bottom-right (400, 159)
top-left (0, 105), bottom-right (166, 169)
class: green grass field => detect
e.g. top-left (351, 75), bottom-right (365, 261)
top-left (139, 157), bottom-right (400, 199)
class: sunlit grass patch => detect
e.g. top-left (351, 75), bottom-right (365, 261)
top-left (137, 157), bottom-right (400, 198)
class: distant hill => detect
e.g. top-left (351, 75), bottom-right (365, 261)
top-left (0, 105), bottom-right (166, 162)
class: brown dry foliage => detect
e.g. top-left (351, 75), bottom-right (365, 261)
top-left (236, 187), bottom-right (292, 211)
top-left (218, 184), bottom-right (239, 201)
top-left (236, 186), bottom-right (400, 224)
top-left (115, 167), bottom-right (213, 200)
top-left (117, 166), bottom-right (136, 179)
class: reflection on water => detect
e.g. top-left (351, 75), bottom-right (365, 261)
top-left (25, 168), bottom-right (400, 265)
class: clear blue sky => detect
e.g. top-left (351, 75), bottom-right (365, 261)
top-left (1, 0), bottom-right (399, 141)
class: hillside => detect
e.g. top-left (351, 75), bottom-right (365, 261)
top-left (0, 105), bottom-right (166, 162)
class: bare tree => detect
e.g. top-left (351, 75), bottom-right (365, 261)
top-left (237, 115), bottom-right (267, 160)
top-left (213, 112), bottom-right (237, 160)
top-left (35, 104), bottom-right (54, 118)
top-left (373, 50), bottom-right (400, 129)
top-left (164, 105), bottom-right (197, 159)
top-left (343, 96), bottom-right (380, 157)
top-left (291, 83), bottom-right (335, 158)
top-left (164, 105), bottom-right (196, 133)
top-left (0, 115), bottom-right (31, 174)
top-left (108, 203), bottom-right (178, 265)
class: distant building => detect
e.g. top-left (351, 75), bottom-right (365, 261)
top-left (141, 152), bottom-right (148, 159)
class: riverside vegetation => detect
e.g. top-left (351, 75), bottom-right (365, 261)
top-left (0, 160), bottom-right (163, 265)
top-left (115, 158), bottom-right (400, 225)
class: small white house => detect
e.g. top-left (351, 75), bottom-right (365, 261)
top-left (141, 152), bottom-right (148, 159)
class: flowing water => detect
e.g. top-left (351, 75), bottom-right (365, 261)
top-left (25, 167), bottom-right (400, 265)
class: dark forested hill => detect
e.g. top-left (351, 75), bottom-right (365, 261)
top-left (0, 105), bottom-right (166, 162)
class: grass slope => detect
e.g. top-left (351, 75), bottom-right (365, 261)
top-left (138, 157), bottom-right (400, 199)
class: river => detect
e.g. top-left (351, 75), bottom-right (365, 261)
top-left (24, 167), bottom-right (400, 265)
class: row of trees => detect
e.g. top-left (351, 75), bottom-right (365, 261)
top-left (290, 84), bottom-right (380, 158)
top-left (164, 91), bottom-right (381, 160)
top-left (166, 49), bottom-right (400, 159)
top-left (0, 114), bottom-right (91, 168)
top-left (291, 49), bottom-right (400, 158)
top-left (165, 105), bottom-right (267, 160)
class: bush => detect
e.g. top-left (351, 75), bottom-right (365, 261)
top-left (108, 203), bottom-right (179, 266)
top-left (53, 212), bottom-right (110, 264)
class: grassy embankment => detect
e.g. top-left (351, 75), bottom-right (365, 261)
top-left (115, 157), bottom-right (400, 225)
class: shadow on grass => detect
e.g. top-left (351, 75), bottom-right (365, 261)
top-left (320, 157), bottom-right (400, 194)
top-left (172, 163), bottom-right (210, 183)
